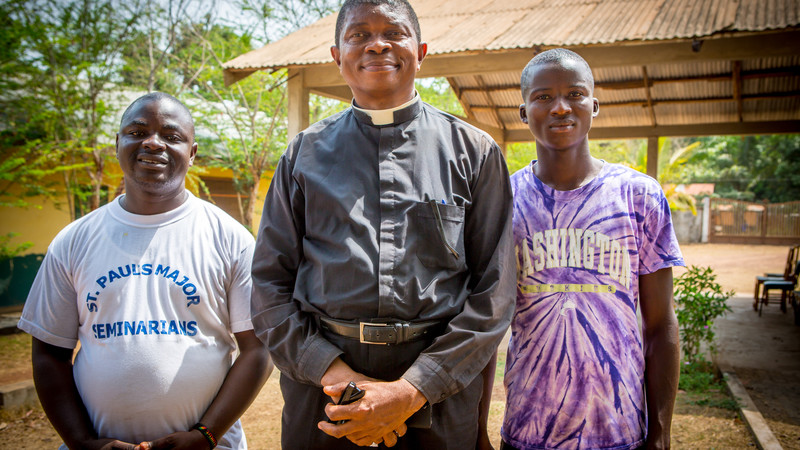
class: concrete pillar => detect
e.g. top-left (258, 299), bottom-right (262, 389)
top-left (701, 196), bottom-right (710, 243)
top-left (646, 136), bottom-right (659, 179)
top-left (287, 68), bottom-right (310, 141)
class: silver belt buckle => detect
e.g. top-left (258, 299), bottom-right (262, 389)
top-left (360, 321), bottom-right (390, 345)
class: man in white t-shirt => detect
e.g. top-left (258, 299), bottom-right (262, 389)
top-left (18, 92), bottom-right (272, 450)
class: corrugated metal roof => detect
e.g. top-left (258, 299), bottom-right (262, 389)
top-left (224, 0), bottom-right (800, 70)
top-left (736, 0), bottom-right (800, 29)
top-left (224, 0), bottom-right (800, 140)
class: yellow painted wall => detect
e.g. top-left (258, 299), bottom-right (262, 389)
top-left (0, 165), bottom-right (275, 255)
top-left (252, 172), bottom-right (274, 235)
top-left (0, 192), bottom-right (72, 255)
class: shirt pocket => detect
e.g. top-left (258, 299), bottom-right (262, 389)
top-left (412, 200), bottom-right (466, 271)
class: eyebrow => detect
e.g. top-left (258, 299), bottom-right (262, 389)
top-left (531, 83), bottom-right (589, 92)
top-left (346, 20), bottom-right (406, 31)
top-left (162, 123), bottom-right (182, 131)
top-left (125, 119), bottom-right (187, 134)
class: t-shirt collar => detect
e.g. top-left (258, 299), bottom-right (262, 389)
top-left (351, 92), bottom-right (422, 126)
top-left (109, 190), bottom-right (196, 227)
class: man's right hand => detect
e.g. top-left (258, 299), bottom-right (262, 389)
top-left (80, 438), bottom-right (138, 450)
top-left (318, 378), bottom-right (426, 446)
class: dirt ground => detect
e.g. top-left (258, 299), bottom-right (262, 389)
top-left (0, 243), bottom-right (794, 449)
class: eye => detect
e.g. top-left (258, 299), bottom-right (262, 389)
top-left (129, 130), bottom-right (144, 136)
top-left (348, 31), bottom-right (367, 41)
top-left (535, 94), bottom-right (551, 101)
top-left (165, 135), bottom-right (181, 142)
top-left (569, 91), bottom-right (584, 98)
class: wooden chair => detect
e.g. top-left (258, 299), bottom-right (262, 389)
top-left (760, 261), bottom-right (800, 316)
top-left (753, 245), bottom-right (799, 310)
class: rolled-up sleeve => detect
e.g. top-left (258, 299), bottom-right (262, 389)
top-left (250, 145), bottom-right (343, 386)
top-left (403, 139), bottom-right (516, 404)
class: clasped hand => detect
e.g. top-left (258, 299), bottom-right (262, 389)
top-left (317, 379), bottom-right (426, 447)
top-left (82, 429), bottom-right (208, 450)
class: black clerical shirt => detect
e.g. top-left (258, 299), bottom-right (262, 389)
top-left (251, 97), bottom-right (515, 404)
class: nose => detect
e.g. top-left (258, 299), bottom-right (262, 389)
top-left (142, 134), bottom-right (166, 151)
top-left (365, 35), bottom-right (391, 54)
top-left (551, 96), bottom-right (571, 116)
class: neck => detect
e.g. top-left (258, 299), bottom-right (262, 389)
top-left (120, 185), bottom-right (188, 215)
top-left (353, 92), bottom-right (418, 125)
top-left (534, 144), bottom-right (602, 191)
top-left (353, 88), bottom-right (416, 111)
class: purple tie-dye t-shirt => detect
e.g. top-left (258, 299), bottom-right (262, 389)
top-left (502, 161), bottom-right (684, 450)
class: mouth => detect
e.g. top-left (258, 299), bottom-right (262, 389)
top-left (362, 61), bottom-right (398, 72)
top-left (549, 122), bottom-right (575, 132)
top-left (136, 154), bottom-right (168, 166)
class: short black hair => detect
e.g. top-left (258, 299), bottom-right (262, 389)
top-left (120, 92), bottom-right (194, 137)
top-left (520, 48), bottom-right (595, 97)
top-left (334, 0), bottom-right (421, 48)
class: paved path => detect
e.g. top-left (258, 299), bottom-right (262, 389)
top-left (0, 312), bottom-right (20, 335)
top-left (715, 296), bottom-right (800, 374)
top-left (715, 295), bottom-right (800, 449)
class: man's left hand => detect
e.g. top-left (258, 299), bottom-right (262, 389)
top-left (134, 430), bottom-right (208, 450)
top-left (317, 378), bottom-right (426, 446)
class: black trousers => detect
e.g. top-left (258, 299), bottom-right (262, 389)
top-left (279, 329), bottom-right (484, 449)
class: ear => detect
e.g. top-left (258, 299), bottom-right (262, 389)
top-left (416, 42), bottom-right (428, 70)
top-left (592, 98), bottom-right (599, 118)
top-left (189, 142), bottom-right (198, 167)
top-left (519, 104), bottom-right (528, 124)
top-left (331, 45), bottom-right (341, 69)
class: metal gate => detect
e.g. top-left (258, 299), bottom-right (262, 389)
top-left (709, 198), bottom-right (800, 245)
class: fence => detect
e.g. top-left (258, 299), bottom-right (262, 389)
top-left (709, 198), bottom-right (800, 245)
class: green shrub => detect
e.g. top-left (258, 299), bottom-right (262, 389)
top-left (679, 359), bottom-right (739, 410)
top-left (673, 265), bottom-right (734, 362)
top-left (0, 233), bottom-right (32, 261)
top-left (679, 359), bottom-right (716, 392)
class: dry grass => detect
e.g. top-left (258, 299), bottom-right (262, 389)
top-left (3, 243), bottom-right (788, 448)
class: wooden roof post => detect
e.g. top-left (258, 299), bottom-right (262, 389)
top-left (288, 68), bottom-right (310, 140)
top-left (646, 136), bottom-right (659, 180)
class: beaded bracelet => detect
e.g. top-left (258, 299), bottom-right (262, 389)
top-left (191, 422), bottom-right (217, 449)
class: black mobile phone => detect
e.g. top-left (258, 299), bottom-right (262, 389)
top-left (337, 381), bottom-right (365, 406)
top-left (331, 381), bottom-right (365, 424)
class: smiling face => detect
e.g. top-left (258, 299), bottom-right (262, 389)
top-left (330, 2), bottom-right (427, 110)
top-left (519, 59), bottom-right (599, 154)
top-left (116, 97), bottom-right (197, 209)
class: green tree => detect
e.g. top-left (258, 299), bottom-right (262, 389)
top-left (168, 20), bottom-right (288, 231)
top-left (6, 0), bottom-right (145, 219)
top-left (681, 134), bottom-right (800, 202)
top-left (119, 0), bottom-right (211, 93)
top-left (164, 0), bottom-right (340, 231)
top-left (416, 78), bottom-right (465, 116)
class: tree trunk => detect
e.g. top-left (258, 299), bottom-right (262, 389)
top-left (90, 152), bottom-right (106, 211)
top-left (244, 178), bottom-right (261, 234)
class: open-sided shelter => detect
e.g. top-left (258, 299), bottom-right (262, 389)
top-left (222, 0), bottom-right (800, 178)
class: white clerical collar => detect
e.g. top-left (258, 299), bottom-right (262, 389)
top-left (352, 92), bottom-right (420, 126)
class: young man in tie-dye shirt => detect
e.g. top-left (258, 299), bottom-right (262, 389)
top-left (501, 49), bottom-right (684, 450)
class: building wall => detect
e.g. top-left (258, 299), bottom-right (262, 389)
top-left (673, 207), bottom-right (704, 244)
top-left (0, 166), bottom-right (275, 257)
top-left (0, 192), bottom-right (72, 255)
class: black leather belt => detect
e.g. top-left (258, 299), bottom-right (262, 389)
top-left (319, 317), bottom-right (442, 345)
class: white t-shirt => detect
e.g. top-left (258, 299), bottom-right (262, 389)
top-left (19, 192), bottom-right (255, 449)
